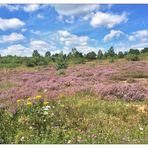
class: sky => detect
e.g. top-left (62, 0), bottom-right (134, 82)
top-left (0, 4), bottom-right (148, 56)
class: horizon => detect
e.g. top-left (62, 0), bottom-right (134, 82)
top-left (0, 4), bottom-right (148, 56)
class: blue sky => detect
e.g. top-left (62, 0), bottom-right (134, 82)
top-left (0, 4), bottom-right (148, 56)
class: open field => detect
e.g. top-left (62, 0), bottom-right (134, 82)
top-left (0, 59), bottom-right (148, 144)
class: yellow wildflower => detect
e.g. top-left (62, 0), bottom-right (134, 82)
top-left (43, 101), bottom-right (49, 106)
top-left (27, 97), bottom-right (32, 101)
top-left (27, 102), bottom-right (32, 106)
top-left (35, 95), bottom-right (42, 100)
top-left (17, 99), bottom-right (21, 103)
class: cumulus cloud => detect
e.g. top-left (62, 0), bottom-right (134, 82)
top-left (1, 44), bottom-right (31, 56)
top-left (103, 30), bottom-right (124, 42)
top-left (53, 4), bottom-right (99, 16)
top-left (57, 30), bottom-right (89, 47)
top-left (1, 40), bottom-right (51, 56)
top-left (0, 4), bottom-right (20, 11)
top-left (0, 4), bottom-right (46, 13)
top-left (128, 30), bottom-right (148, 42)
top-left (90, 12), bottom-right (128, 28)
top-left (0, 18), bottom-right (25, 30)
top-left (23, 4), bottom-right (40, 12)
top-left (51, 30), bottom-right (100, 54)
top-left (1, 31), bottom-right (100, 56)
top-left (0, 33), bottom-right (25, 43)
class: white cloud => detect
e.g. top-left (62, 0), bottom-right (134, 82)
top-left (30, 40), bottom-right (49, 47)
top-left (103, 30), bottom-right (124, 42)
top-left (0, 33), bottom-right (25, 43)
top-left (1, 44), bottom-right (31, 56)
top-left (1, 40), bottom-right (51, 56)
top-left (23, 4), bottom-right (40, 12)
top-left (21, 28), bottom-right (27, 32)
top-left (51, 30), bottom-right (100, 54)
top-left (128, 30), bottom-right (148, 42)
top-left (0, 4), bottom-right (20, 11)
top-left (90, 12), bottom-right (128, 28)
top-left (57, 30), bottom-right (89, 47)
top-left (0, 18), bottom-right (25, 30)
top-left (30, 30), bottom-right (42, 35)
top-left (37, 14), bottom-right (45, 19)
top-left (53, 4), bottom-right (99, 16)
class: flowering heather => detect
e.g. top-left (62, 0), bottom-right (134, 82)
top-left (0, 61), bottom-right (148, 107)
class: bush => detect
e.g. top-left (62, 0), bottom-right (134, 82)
top-left (74, 57), bottom-right (85, 64)
top-left (57, 69), bottom-right (66, 75)
top-left (86, 51), bottom-right (96, 60)
top-left (109, 57), bottom-right (115, 63)
top-left (126, 54), bottom-right (139, 61)
top-left (56, 57), bottom-right (68, 70)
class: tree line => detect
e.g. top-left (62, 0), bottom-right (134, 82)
top-left (0, 47), bottom-right (148, 69)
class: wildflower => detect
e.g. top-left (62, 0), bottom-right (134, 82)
top-left (139, 127), bottom-right (144, 131)
top-left (29, 126), bottom-right (33, 129)
top-left (42, 106), bottom-right (51, 111)
top-left (27, 102), bottom-right (32, 106)
top-left (20, 136), bottom-right (25, 142)
top-left (43, 111), bottom-right (48, 115)
top-left (17, 99), bottom-right (21, 103)
top-left (27, 97), bottom-right (32, 101)
top-left (35, 95), bottom-right (42, 100)
top-left (67, 140), bottom-right (71, 144)
top-left (43, 101), bottom-right (49, 106)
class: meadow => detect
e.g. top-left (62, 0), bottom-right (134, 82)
top-left (0, 48), bottom-right (148, 144)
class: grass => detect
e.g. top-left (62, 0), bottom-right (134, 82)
top-left (0, 82), bottom-right (15, 91)
top-left (0, 92), bottom-right (148, 144)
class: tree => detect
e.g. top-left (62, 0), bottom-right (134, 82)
top-left (68, 48), bottom-right (83, 58)
top-left (32, 50), bottom-right (40, 57)
top-left (118, 51), bottom-right (124, 58)
top-left (107, 46), bottom-right (115, 57)
top-left (97, 49), bottom-right (103, 59)
top-left (124, 51), bottom-right (128, 56)
top-left (129, 49), bottom-right (140, 55)
top-left (86, 51), bottom-right (96, 60)
top-left (141, 47), bottom-right (148, 53)
top-left (45, 51), bottom-right (51, 58)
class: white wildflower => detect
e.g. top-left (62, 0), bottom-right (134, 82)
top-left (139, 127), bottom-right (144, 131)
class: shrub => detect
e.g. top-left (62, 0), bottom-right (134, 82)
top-left (56, 56), bottom-right (68, 70)
top-left (57, 69), bottom-right (66, 75)
top-left (118, 51), bottom-right (124, 58)
top-left (126, 54), bottom-right (139, 61)
top-left (86, 51), bottom-right (96, 60)
top-left (74, 57), bottom-right (85, 64)
top-left (109, 57), bottom-right (115, 63)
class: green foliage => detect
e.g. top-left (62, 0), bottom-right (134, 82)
top-left (118, 51), bottom-right (124, 58)
top-left (141, 47), bottom-right (148, 53)
top-left (129, 49), bottom-right (140, 55)
top-left (0, 93), bottom-right (147, 144)
top-left (126, 54), bottom-right (140, 61)
top-left (86, 51), bottom-right (96, 60)
top-left (45, 51), bottom-right (51, 58)
top-left (107, 46), bottom-right (115, 57)
top-left (32, 50), bottom-right (41, 58)
top-left (55, 55), bottom-right (68, 70)
top-left (109, 57), bottom-right (115, 63)
top-left (57, 69), bottom-right (66, 75)
top-left (97, 49), bottom-right (103, 59)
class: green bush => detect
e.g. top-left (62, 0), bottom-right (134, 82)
top-left (126, 54), bottom-right (139, 61)
top-left (56, 57), bottom-right (68, 70)
top-left (74, 57), bottom-right (85, 64)
top-left (109, 57), bottom-right (115, 63)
